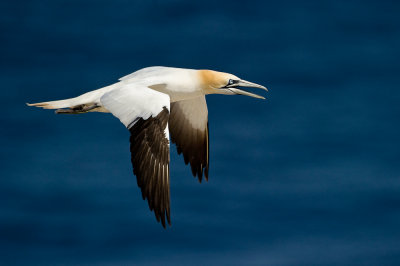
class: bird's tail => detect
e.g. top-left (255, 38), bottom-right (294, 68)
top-left (27, 99), bottom-right (100, 114)
top-left (26, 84), bottom-right (116, 114)
top-left (26, 98), bottom-right (76, 109)
top-left (26, 96), bottom-right (91, 114)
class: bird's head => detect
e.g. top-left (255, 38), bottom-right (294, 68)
top-left (198, 70), bottom-right (268, 99)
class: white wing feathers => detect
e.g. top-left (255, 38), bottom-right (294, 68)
top-left (100, 85), bottom-right (170, 128)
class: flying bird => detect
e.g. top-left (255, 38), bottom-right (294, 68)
top-left (27, 66), bottom-right (267, 228)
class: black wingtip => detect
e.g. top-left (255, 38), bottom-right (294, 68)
top-left (160, 214), bottom-right (171, 229)
top-left (128, 107), bottom-right (172, 229)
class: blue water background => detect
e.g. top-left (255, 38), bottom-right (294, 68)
top-left (1, 0), bottom-right (400, 265)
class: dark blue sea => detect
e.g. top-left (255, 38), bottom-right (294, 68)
top-left (1, 0), bottom-right (400, 265)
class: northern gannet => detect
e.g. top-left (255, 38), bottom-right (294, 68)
top-left (27, 66), bottom-right (268, 228)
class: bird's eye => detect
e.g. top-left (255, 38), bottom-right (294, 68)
top-left (228, 79), bottom-right (234, 85)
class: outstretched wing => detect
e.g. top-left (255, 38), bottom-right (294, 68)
top-left (169, 96), bottom-right (209, 182)
top-left (100, 85), bottom-right (171, 228)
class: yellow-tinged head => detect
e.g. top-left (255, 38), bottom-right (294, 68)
top-left (198, 70), bottom-right (239, 91)
top-left (197, 69), bottom-right (268, 99)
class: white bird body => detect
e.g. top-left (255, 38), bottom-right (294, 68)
top-left (120, 67), bottom-right (203, 102)
top-left (27, 66), bottom-right (267, 228)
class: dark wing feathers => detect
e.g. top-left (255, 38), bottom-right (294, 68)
top-left (100, 87), bottom-right (172, 228)
top-left (169, 97), bottom-right (209, 182)
top-left (102, 88), bottom-right (209, 227)
top-left (129, 107), bottom-right (171, 227)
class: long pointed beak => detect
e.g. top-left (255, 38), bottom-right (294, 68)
top-left (229, 79), bottom-right (268, 99)
top-left (227, 88), bottom-right (266, 99)
top-left (237, 80), bottom-right (268, 92)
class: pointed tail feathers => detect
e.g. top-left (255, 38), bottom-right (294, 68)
top-left (26, 98), bottom-right (75, 109)
top-left (27, 84), bottom-right (117, 110)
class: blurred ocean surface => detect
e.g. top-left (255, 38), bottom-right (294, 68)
top-left (1, 0), bottom-right (400, 265)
